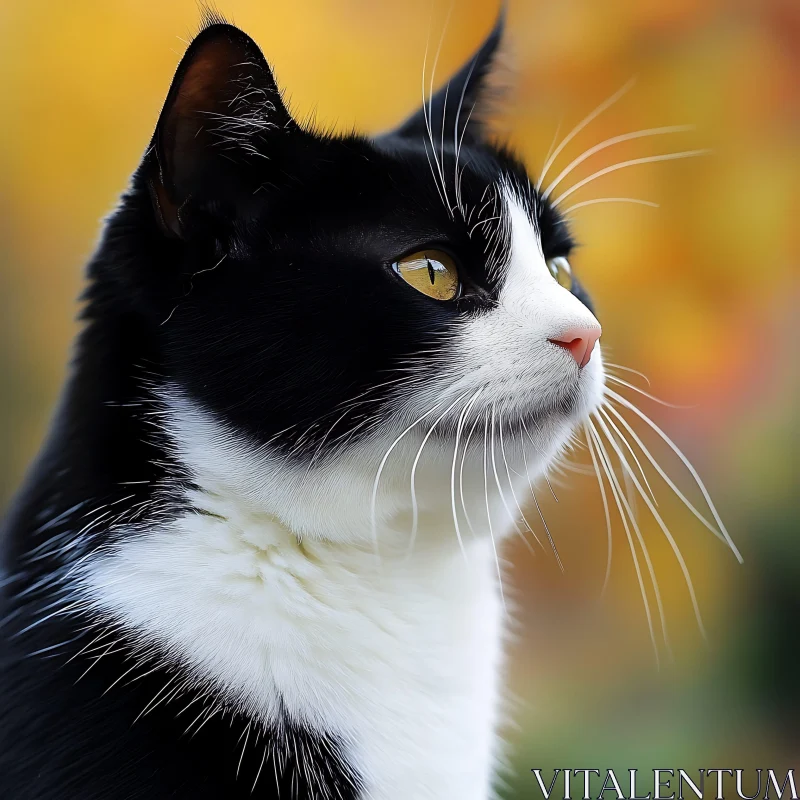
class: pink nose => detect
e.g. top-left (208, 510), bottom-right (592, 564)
top-left (549, 325), bottom-right (602, 368)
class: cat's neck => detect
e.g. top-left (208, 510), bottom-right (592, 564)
top-left (77, 481), bottom-right (506, 800)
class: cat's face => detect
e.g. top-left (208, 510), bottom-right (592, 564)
top-left (134, 19), bottom-right (604, 542)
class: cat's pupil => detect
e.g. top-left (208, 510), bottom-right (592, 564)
top-left (427, 260), bottom-right (436, 285)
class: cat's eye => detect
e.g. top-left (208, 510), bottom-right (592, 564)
top-left (393, 250), bottom-right (460, 301)
top-left (547, 256), bottom-right (573, 291)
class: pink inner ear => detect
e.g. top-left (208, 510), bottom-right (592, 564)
top-left (173, 40), bottom-right (237, 121)
top-left (147, 22), bottom-right (295, 239)
top-left (167, 40), bottom-right (240, 168)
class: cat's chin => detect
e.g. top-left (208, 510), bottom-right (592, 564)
top-left (411, 349), bottom-right (605, 447)
top-left (156, 360), bottom-right (603, 545)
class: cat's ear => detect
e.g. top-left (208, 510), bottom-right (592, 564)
top-left (384, 5), bottom-right (507, 146)
top-left (146, 21), bottom-right (295, 238)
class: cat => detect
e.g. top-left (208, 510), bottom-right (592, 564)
top-left (1, 8), bottom-right (659, 800)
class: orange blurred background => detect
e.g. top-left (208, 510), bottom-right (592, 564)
top-left (0, 0), bottom-right (797, 795)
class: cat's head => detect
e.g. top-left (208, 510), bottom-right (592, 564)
top-left (114, 15), bottom-right (604, 544)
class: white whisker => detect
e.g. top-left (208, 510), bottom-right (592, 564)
top-left (426, 0), bottom-right (455, 217)
top-left (584, 424), bottom-right (613, 594)
top-left (539, 118), bottom-right (563, 183)
top-left (483, 409), bottom-right (506, 611)
top-left (593, 417), bottom-right (671, 653)
top-left (599, 406), bottom-right (658, 505)
top-left (605, 401), bottom-right (722, 540)
top-left (537, 77), bottom-right (637, 191)
top-left (450, 389), bottom-right (483, 559)
top-left (453, 55), bottom-right (478, 214)
top-left (420, 16), bottom-right (449, 213)
top-left (490, 406), bottom-right (536, 556)
top-left (594, 411), bottom-right (706, 643)
top-left (605, 362), bottom-right (652, 387)
top-left (408, 393), bottom-right (469, 556)
top-left (370, 400), bottom-right (446, 563)
top-left (519, 416), bottom-right (560, 502)
top-left (553, 149), bottom-right (711, 207)
top-left (459, 409), bottom-right (484, 538)
top-left (606, 374), bottom-right (691, 408)
top-left (543, 125), bottom-right (694, 199)
top-left (605, 391), bottom-right (742, 562)
top-left (518, 420), bottom-right (563, 571)
top-left (563, 197), bottom-right (659, 215)
top-left (589, 422), bottom-right (662, 666)
top-left (498, 413), bottom-right (544, 551)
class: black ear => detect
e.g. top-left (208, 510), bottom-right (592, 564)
top-left (385, 5), bottom-right (506, 146)
top-left (147, 21), bottom-right (295, 238)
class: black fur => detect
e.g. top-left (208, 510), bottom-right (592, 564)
top-left (0, 13), bottom-right (591, 798)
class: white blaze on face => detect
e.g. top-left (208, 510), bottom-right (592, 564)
top-left (501, 194), bottom-right (599, 333)
top-left (448, 189), bottom-right (605, 421)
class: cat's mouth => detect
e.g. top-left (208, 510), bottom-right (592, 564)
top-left (419, 383), bottom-right (597, 451)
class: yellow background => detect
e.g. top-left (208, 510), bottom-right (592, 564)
top-left (1, 0), bottom-right (797, 794)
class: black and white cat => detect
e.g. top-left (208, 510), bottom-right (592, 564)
top-left (0, 10), bottom-right (614, 799)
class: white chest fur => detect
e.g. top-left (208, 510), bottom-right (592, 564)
top-left (80, 489), bottom-right (505, 800)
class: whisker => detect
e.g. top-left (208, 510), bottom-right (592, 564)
top-left (519, 416), bottom-right (560, 502)
top-left (623, 465), bottom-right (641, 526)
top-left (539, 118), bottom-right (563, 182)
top-left (453, 54), bottom-right (478, 214)
top-left (441, 80), bottom-right (449, 194)
top-left (408, 393), bottom-right (469, 556)
top-left (450, 389), bottom-right (483, 559)
top-left (420, 15), bottom-right (449, 213)
top-left (469, 214), bottom-right (503, 237)
top-left (483, 409), bottom-right (506, 611)
top-left (490, 406), bottom-right (536, 556)
top-left (605, 391), bottom-right (742, 561)
top-left (426, 0), bottom-right (455, 217)
top-left (454, 102), bottom-right (478, 217)
top-left (604, 401), bottom-right (721, 538)
top-left (536, 77), bottom-right (636, 191)
top-left (519, 419), bottom-right (564, 571)
top-left (606, 374), bottom-right (691, 408)
top-left (599, 406), bottom-right (658, 505)
top-left (459, 408), bottom-right (484, 538)
top-left (594, 411), bottom-right (706, 643)
top-left (589, 422), bottom-right (661, 666)
top-left (584, 424), bottom-right (613, 594)
top-left (604, 362), bottom-right (652, 387)
top-left (593, 418), bottom-right (671, 652)
top-left (563, 197), bottom-right (659, 215)
top-left (543, 125), bottom-right (694, 199)
top-left (498, 411), bottom-right (544, 551)
top-left (552, 149), bottom-right (711, 207)
top-left (370, 400), bottom-right (447, 563)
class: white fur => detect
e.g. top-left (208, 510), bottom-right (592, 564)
top-left (77, 190), bottom-right (603, 799)
top-left (83, 492), bottom-right (503, 800)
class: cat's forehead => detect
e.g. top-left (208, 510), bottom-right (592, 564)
top-left (259, 133), bottom-right (571, 265)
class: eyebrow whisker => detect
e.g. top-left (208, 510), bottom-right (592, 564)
top-left (552, 149), bottom-right (711, 207)
top-left (536, 77), bottom-right (637, 191)
top-left (542, 125), bottom-right (694, 200)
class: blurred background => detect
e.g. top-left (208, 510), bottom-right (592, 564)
top-left (0, 0), bottom-right (797, 796)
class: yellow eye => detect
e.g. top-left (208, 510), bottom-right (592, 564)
top-left (547, 256), bottom-right (573, 291)
top-left (393, 250), bottom-right (460, 301)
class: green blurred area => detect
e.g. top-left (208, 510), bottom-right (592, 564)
top-left (0, 0), bottom-right (797, 793)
